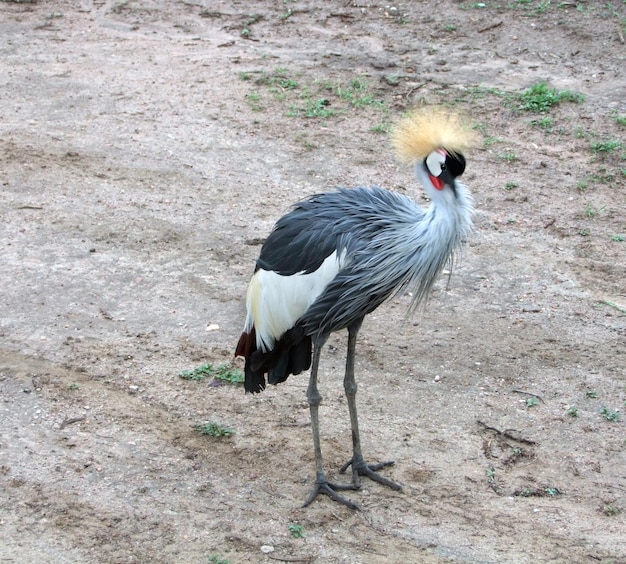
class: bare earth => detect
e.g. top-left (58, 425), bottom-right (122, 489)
top-left (1, 1), bottom-right (625, 562)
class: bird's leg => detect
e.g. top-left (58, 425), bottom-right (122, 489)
top-left (302, 336), bottom-right (360, 511)
top-left (340, 319), bottom-right (403, 492)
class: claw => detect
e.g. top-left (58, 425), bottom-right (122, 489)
top-left (340, 457), bottom-right (402, 491)
top-left (302, 475), bottom-right (361, 510)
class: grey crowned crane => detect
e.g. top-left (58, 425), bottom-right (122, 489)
top-left (235, 108), bottom-right (475, 510)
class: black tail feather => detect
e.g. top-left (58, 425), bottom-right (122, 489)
top-left (288, 336), bottom-right (312, 376)
top-left (236, 325), bottom-right (311, 393)
top-left (245, 351), bottom-right (267, 393)
top-left (268, 334), bottom-right (312, 385)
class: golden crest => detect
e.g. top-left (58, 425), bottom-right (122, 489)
top-left (391, 107), bottom-right (476, 163)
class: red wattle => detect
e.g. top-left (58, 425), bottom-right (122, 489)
top-left (429, 175), bottom-right (444, 190)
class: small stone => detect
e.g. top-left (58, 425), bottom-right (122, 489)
top-left (260, 545), bottom-right (274, 554)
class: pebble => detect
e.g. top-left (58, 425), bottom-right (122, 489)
top-left (260, 545), bottom-right (274, 554)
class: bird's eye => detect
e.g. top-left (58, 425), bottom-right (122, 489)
top-left (440, 163), bottom-right (447, 171)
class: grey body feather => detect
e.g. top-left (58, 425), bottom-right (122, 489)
top-left (258, 183), bottom-right (473, 341)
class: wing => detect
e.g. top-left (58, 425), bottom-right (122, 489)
top-left (256, 193), bottom-right (351, 275)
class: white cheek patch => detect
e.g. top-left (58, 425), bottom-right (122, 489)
top-left (426, 149), bottom-right (446, 177)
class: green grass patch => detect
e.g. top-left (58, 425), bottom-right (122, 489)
top-left (288, 523), bottom-right (305, 538)
top-left (584, 202), bottom-right (599, 218)
top-left (528, 0), bottom-right (551, 16)
top-left (483, 135), bottom-right (503, 147)
top-left (195, 422), bottom-right (235, 438)
top-left (336, 78), bottom-right (384, 108)
top-left (582, 167), bottom-right (618, 185)
top-left (525, 396), bottom-right (539, 408)
top-left (590, 140), bottom-right (621, 154)
top-left (370, 122), bottom-right (391, 134)
top-left (519, 82), bottom-right (584, 113)
top-left (459, 0), bottom-right (554, 13)
top-left (514, 484), bottom-right (562, 498)
top-left (241, 69), bottom-right (388, 124)
top-left (599, 407), bottom-right (620, 422)
top-left (303, 98), bottom-right (335, 119)
top-left (573, 126), bottom-right (588, 139)
top-left (531, 116), bottom-right (554, 131)
top-left (498, 150), bottom-right (518, 163)
top-left (597, 300), bottom-right (626, 314)
top-left (602, 504), bottom-right (622, 516)
top-left (254, 67), bottom-right (299, 90)
top-left (179, 363), bottom-right (244, 385)
top-left (455, 84), bottom-right (508, 104)
top-left (245, 92), bottom-right (263, 112)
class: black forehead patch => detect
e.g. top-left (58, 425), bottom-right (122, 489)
top-left (445, 151), bottom-right (466, 177)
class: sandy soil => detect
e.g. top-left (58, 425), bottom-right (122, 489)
top-left (1, 1), bottom-right (625, 562)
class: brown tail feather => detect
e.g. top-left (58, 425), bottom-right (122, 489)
top-left (235, 327), bottom-right (256, 359)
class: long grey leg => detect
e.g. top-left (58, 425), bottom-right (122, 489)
top-left (306, 336), bottom-right (327, 481)
top-left (302, 335), bottom-right (360, 510)
top-left (340, 319), bottom-right (402, 492)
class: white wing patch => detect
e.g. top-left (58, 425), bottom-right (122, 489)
top-left (243, 250), bottom-right (346, 351)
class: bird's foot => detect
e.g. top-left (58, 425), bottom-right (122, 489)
top-left (302, 474), bottom-right (361, 510)
top-left (340, 456), bottom-right (402, 491)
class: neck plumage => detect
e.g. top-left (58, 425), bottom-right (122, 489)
top-left (427, 180), bottom-right (474, 245)
top-left (403, 181), bottom-right (473, 315)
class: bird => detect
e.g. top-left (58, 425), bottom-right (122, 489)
top-left (235, 108), bottom-right (475, 510)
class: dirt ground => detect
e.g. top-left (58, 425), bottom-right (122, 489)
top-left (1, 0), bottom-right (625, 562)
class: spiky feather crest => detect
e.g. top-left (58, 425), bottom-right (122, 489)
top-left (391, 107), bottom-right (475, 164)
